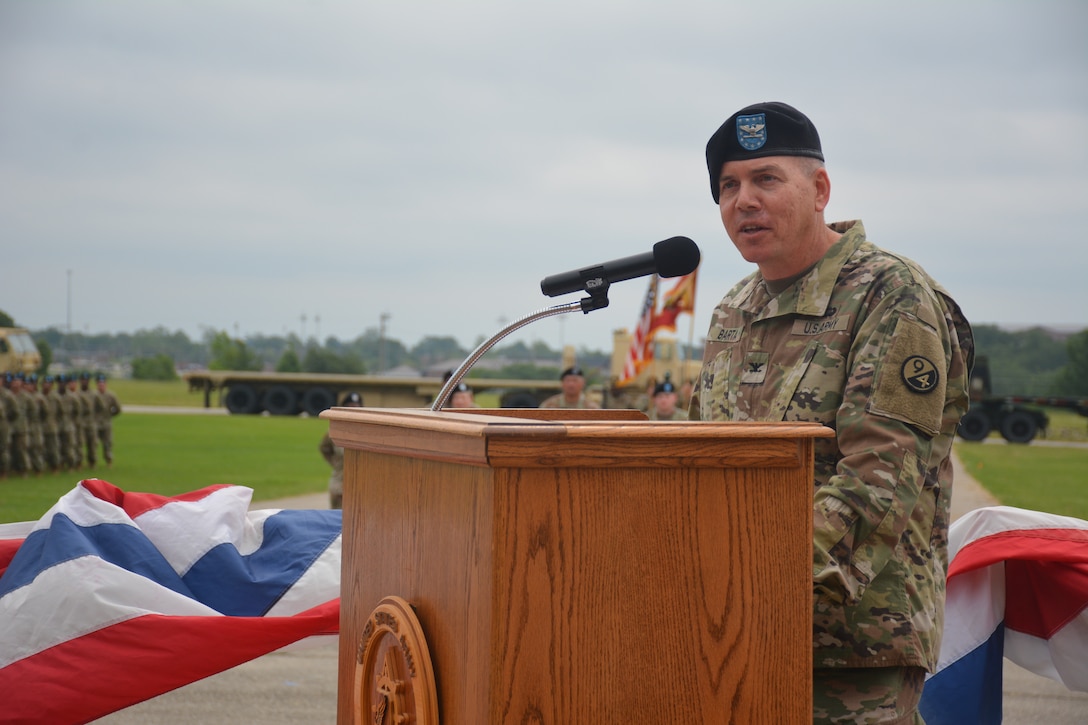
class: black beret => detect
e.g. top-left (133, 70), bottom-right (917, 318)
top-left (705, 101), bottom-right (824, 203)
top-left (560, 366), bottom-right (584, 380)
top-left (653, 381), bottom-right (676, 396)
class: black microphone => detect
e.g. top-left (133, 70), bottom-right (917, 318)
top-left (539, 236), bottom-right (700, 297)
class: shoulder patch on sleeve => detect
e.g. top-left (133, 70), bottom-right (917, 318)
top-left (869, 316), bottom-right (947, 436)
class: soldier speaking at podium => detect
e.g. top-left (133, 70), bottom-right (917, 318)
top-left (691, 101), bottom-right (974, 724)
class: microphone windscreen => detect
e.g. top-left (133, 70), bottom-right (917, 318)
top-left (653, 237), bottom-right (701, 277)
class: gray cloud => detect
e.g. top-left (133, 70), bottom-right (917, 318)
top-left (1, 0), bottom-right (1085, 352)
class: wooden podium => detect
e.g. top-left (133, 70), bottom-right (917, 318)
top-left (323, 407), bottom-right (833, 724)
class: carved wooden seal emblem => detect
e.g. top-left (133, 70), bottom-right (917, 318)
top-left (354, 596), bottom-right (438, 725)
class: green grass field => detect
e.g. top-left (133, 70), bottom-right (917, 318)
top-left (3, 382), bottom-right (1085, 524)
top-left (0, 413), bottom-right (330, 523)
top-left (108, 378), bottom-right (205, 407)
top-left (954, 441), bottom-right (1088, 520)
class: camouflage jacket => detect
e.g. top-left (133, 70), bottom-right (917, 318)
top-left (691, 221), bottom-right (974, 670)
top-left (539, 393), bottom-right (600, 409)
top-left (94, 390), bottom-right (122, 428)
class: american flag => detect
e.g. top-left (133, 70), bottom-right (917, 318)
top-left (0, 479), bottom-right (341, 724)
top-left (919, 505), bottom-right (1088, 724)
top-left (618, 274), bottom-right (659, 385)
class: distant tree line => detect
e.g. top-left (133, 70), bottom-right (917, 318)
top-left (25, 322), bottom-right (609, 382)
top-left (15, 316), bottom-right (1088, 397)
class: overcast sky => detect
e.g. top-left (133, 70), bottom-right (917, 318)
top-left (1, 0), bottom-right (1085, 356)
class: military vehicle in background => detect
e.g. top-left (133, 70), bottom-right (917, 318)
top-left (0, 328), bottom-right (43, 375)
top-left (183, 370), bottom-right (561, 415)
top-left (602, 329), bottom-right (702, 409)
top-left (957, 355), bottom-right (1088, 443)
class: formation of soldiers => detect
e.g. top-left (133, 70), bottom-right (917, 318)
top-left (0, 371), bottom-right (121, 479)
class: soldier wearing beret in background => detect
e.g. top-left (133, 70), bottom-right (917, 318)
top-left (539, 367), bottom-right (600, 410)
top-left (691, 102), bottom-right (974, 723)
top-left (0, 374), bottom-right (19, 478)
top-left (78, 372), bottom-right (98, 468)
top-left (94, 374), bottom-right (122, 467)
top-left (62, 374), bottom-right (84, 470)
top-left (447, 381), bottom-right (479, 409)
top-left (647, 377), bottom-right (687, 421)
top-left (40, 375), bottom-right (63, 473)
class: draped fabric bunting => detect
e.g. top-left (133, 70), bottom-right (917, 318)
top-left (0, 479), bottom-right (341, 724)
top-left (919, 505), bottom-right (1088, 724)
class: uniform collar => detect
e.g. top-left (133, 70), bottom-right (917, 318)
top-left (731, 220), bottom-right (866, 319)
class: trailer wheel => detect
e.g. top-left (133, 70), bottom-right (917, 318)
top-left (301, 387), bottom-right (336, 416)
top-left (957, 410), bottom-right (991, 442)
top-left (263, 385), bottom-right (298, 416)
top-left (224, 384), bottom-right (260, 415)
top-left (1000, 410), bottom-right (1038, 444)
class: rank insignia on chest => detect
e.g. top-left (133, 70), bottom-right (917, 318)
top-left (741, 352), bottom-right (769, 385)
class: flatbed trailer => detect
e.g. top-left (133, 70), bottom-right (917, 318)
top-left (183, 370), bottom-right (561, 415)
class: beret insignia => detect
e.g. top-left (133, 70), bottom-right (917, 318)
top-left (736, 113), bottom-right (768, 151)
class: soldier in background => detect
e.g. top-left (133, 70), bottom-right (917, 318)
top-left (448, 382), bottom-right (479, 408)
top-left (8, 375), bottom-right (31, 476)
top-left (319, 391), bottom-right (364, 509)
top-left (647, 378), bottom-right (687, 421)
top-left (25, 374), bottom-right (47, 475)
top-left (539, 367), bottom-right (600, 410)
top-left (94, 374), bottom-right (122, 467)
top-left (78, 372), bottom-right (97, 468)
top-left (41, 375), bottom-right (63, 473)
top-left (0, 374), bottom-right (19, 478)
top-left (62, 374), bottom-right (83, 470)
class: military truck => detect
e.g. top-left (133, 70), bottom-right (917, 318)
top-left (0, 328), bottom-right (43, 375)
top-left (957, 355), bottom-right (1088, 443)
top-left (603, 329), bottom-right (702, 409)
top-left (183, 370), bottom-right (561, 415)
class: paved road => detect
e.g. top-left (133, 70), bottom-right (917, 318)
top-left (93, 447), bottom-right (1088, 724)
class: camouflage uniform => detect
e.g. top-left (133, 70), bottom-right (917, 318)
top-left (0, 382), bottom-right (18, 476)
top-left (60, 380), bottom-right (82, 469)
top-left (93, 380), bottom-right (122, 465)
top-left (691, 221), bottom-right (974, 716)
top-left (78, 378), bottom-right (97, 467)
top-left (27, 379), bottom-right (47, 474)
top-left (648, 407), bottom-right (689, 421)
top-left (539, 393), bottom-right (600, 409)
top-left (10, 382), bottom-right (32, 474)
top-left (41, 381), bottom-right (63, 472)
top-left (319, 433), bottom-right (345, 509)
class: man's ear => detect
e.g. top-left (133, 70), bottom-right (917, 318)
top-left (813, 167), bottom-right (831, 212)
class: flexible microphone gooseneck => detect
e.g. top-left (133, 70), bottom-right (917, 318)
top-left (431, 236), bottom-right (700, 410)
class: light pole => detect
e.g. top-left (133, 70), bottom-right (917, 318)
top-left (66, 269), bottom-right (72, 333)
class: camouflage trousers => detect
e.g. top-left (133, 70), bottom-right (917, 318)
top-left (813, 666), bottom-right (927, 724)
top-left (97, 426), bottom-right (114, 465)
top-left (83, 424), bottom-right (97, 466)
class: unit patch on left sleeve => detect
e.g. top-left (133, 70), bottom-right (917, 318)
top-left (869, 316), bottom-right (947, 436)
top-left (901, 355), bottom-right (939, 393)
